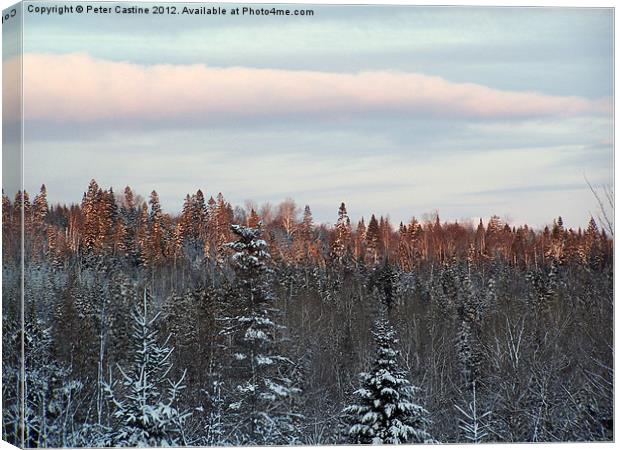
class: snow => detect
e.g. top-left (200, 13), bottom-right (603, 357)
top-left (344, 317), bottom-right (433, 444)
top-left (265, 379), bottom-right (290, 397)
top-left (256, 355), bottom-right (274, 365)
top-left (244, 328), bottom-right (269, 341)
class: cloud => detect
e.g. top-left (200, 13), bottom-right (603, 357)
top-left (19, 52), bottom-right (611, 123)
top-left (24, 117), bottom-right (611, 229)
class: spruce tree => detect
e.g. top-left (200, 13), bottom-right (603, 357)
top-left (32, 184), bottom-right (48, 230)
top-left (3, 313), bottom-right (83, 448)
top-left (294, 205), bottom-right (313, 264)
top-left (81, 180), bottom-right (100, 252)
top-left (104, 289), bottom-right (191, 447)
top-left (193, 189), bottom-right (208, 241)
top-left (222, 223), bottom-right (302, 445)
top-left (248, 208), bottom-right (260, 228)
top-left (344, 316), bottom-right (433, 444)
top-left (355, 217), bottom-right (367, 263)
top-left (331, 202), bottom-right (352, 264)
top-left (366, 214), bottom-right (381, 264)
top-left (120, 186), bottom-right (140, 262)
top-left (300, 205), bottom-right (313, 240)
top-left (145, 191), bottom-right (166, 266)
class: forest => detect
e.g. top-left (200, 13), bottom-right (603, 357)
top-left (1, 179), bottom-right (614, 446)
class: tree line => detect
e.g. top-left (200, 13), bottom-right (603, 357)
top-left (2, 180), bottom-right (612, 272)
top-left (1, 179), bottom-right (613, 446)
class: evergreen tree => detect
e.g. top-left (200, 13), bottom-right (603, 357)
top-left (179, 194), bottom-right (193, 241)
top-left (344, 316), bottom-right (433, 444)
top-left (397, 222), bottom-right (411, 270)
top-left (300, 205), bottom-right (313, 240)
top-left (582, 216), bottom-right (602, 268)
top-left (354, 218), bottom-right (367, 263)
top-left (248, 208), bottom-right (260, 228)
top-left (3, 313), bottom-right (83, 448)
top-left (379, 215), bottom-right (393, 256)
top-left (366, 214), bottom-right (381, 264)
top-left (222, 223), bottom-right (302, 445)
top-left (135, 202), bottom-right (149, 266)
top-left (32, 184), bottom-right (49, 230)
top-left (370, 259), bottom-right (398, 310)
top-left (145, 191), bottom-right (166, 266)
top-left (98, 188), bottom-right (118, 252)
top-left (120, 186), bottom-right (139, 261)
top-left (331, 202), bottom-right (352, 264)
top-left (81, 180), bottom-right (100, 252)
top-left (193, 189), bottom-right (208, 242)
top-left (292, 205), bottom-right (314, 264)
top-left (104, 289), bottom-right (191, 447)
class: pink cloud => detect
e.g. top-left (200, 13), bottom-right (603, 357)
top-left (19, 52), bottom-right (611, 122)
top-left (3, 56), bottom-right (22, 121)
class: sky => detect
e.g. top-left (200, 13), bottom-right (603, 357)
top-left (4, 2), bottom-right (614, 228)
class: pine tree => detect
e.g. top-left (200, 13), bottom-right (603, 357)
top-left (104, 289), bottom-right (191, 447)
top-left (344, 316), bottom-right (433, 444)
top-left (222, 223), bottom-right (302, 445)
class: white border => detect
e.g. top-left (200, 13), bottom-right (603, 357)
top-left (0, 1), bottom-right (615, 450)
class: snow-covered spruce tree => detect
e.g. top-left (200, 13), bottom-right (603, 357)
top-left (344, 317), bottom-right (433, 444)
top-left (222, 223), bottom-right (302, 445)
top-left (331, 202), bottom-right (353, 265)
top-left (103, 289), bottom-right (191, 447)
top-left (3, 312), bottom-right (84, 448)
